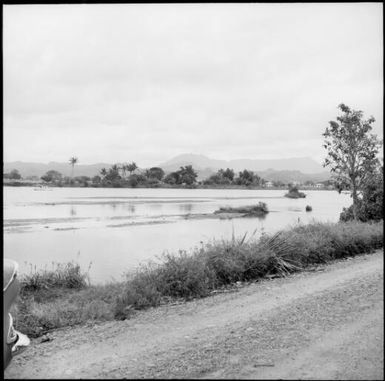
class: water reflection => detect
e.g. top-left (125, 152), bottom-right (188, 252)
top-left (70, 205), bottom-right (77, 216)
top-left (179, 203), bottom-right (194, 213)
top-left (287, 207), bottom-right (302, 212)
top-left (244, 213), bottom-right (267, 221)
top-left (124, 204), bottom-right (136, 213)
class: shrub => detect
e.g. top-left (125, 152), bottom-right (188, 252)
top-left (306, 205), bottom-right (312, 212)
top-left (285, 186), bottom-right (306, 198)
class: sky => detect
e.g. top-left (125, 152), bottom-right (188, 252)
top-left (3, 3), bottom-right (383, 167)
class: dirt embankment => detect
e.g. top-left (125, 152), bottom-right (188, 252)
top-left (5, 250), bottom-right (384, 379)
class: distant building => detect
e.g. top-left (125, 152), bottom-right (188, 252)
top-left (315, 183), bottom-right (324, 189)
top-left (265, 181), bottom-right (274, 188)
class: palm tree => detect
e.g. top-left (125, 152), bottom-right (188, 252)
top-left (121, 163), bottom-right (128, 179)
top-left (127, 162), bottom-right (138, 175)
top-left (69, 157), bottom-right (78, 179)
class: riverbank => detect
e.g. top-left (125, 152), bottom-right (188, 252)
top-left (13, 219), bottom-right (383, 338)
top-left (6, 249), bottom-right (384, 379)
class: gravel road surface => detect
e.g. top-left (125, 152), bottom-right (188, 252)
top-left (5, 250), bottom-right (383, 379)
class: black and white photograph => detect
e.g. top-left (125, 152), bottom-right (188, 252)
top-left (3, 2), bottom-right (383, 379)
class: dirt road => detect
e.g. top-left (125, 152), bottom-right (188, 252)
top-left (5, 250), bottom-right (383, 379)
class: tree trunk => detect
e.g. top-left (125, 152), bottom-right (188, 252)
top-left (352, 181), bottom-right (359, 220)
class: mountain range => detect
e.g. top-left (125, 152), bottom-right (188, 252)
top-left (158, 154), bottom-right (330, 182)
top-left (3, 154), bottom-right (331, 183)
top-left (158, 154), bottom-right (325, 174)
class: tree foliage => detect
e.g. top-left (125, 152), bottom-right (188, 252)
top-left (323, 104), bottom-right (382, 219)
top-left (164, 165), bottom-right (198, 186)
top-left (234, 170), bottom-right (262, 186)
top-left (145, 167), bottom-right (165, 181)
top-left (41, 170), bottom-right (63, 183)
top-left (340, 166), bottom-right (383, 222)
top-left (4, 169), bottom-right (22, 180)
top-left (204, 168), bottom-right (235, 185)
top-left (69, 157), bottom-right (78, 178)
top-left (126, 162), bottom-right (138, 175)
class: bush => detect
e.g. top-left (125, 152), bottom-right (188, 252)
top-left (284, 186), bottom-right (306, 198)
top-left (306, 205), bottom-right (312, 212)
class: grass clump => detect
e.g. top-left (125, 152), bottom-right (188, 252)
top-left (14, 281), bottom-right (124, 337)
top-left (14, 220), bottom-right (383, 336)
top-left (21, 261), bottom-right (89, 293)
top-left (214, 202), bottom-right (269, 216)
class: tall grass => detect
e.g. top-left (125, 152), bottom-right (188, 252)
top-left (21, 261), bottom-right (90, 293)
top-left (114, 220), bottom-right (383, 317)
top-left (14, 220), bottom-right (383, 337)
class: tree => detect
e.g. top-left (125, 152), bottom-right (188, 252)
top-left (340, 166), bottom-right (383, 222)
top-left (235, 169), bottom-right (254, 186)
top-left (69, 157), bottom-right (78, 179)
top-left (92, 175), bottom-right (102, 185)
top-left (41, 170), bottom-right (63, 183)
top-left (163, 166), bottom-right (198, 186)
top-left (100, 168), bottom-right (107, 178)
top-left (145, 167), bottom-right (165, 181)
top-left (164, 172), bottom-right (178, 185)
top-left (204, 168), bottom-right (234, 185)
top-left (323, 104), bottom-right (382, 220)
top-left (178, 165), bottom-right (198, 185)
top-left (6, 169), bottom-right (22, 180)
top-left (218, 168), bottom-right (235, 182)
top-left (126, 162), bottom-right (138, 175)
top-left (105, 164), bottom-right (121, 182)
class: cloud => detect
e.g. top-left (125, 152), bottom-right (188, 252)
top-left (3, 3), bottom-right (383, 166)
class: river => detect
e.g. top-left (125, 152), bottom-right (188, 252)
top-left (3, 186), bottom-right (352, 283)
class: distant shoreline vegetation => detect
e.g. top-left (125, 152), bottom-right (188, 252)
top-left (3, 164), bottom-right (335, 190)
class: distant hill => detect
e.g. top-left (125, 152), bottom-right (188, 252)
top-left (257, 169), bottom-right (330, 183)
top-left (3, 161), bottom-right (111, 178)
top-left (159, 153), bottom-right (325, 174)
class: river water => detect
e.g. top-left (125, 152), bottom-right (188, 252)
top-left (3, 186), bottom-right (352, 283)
